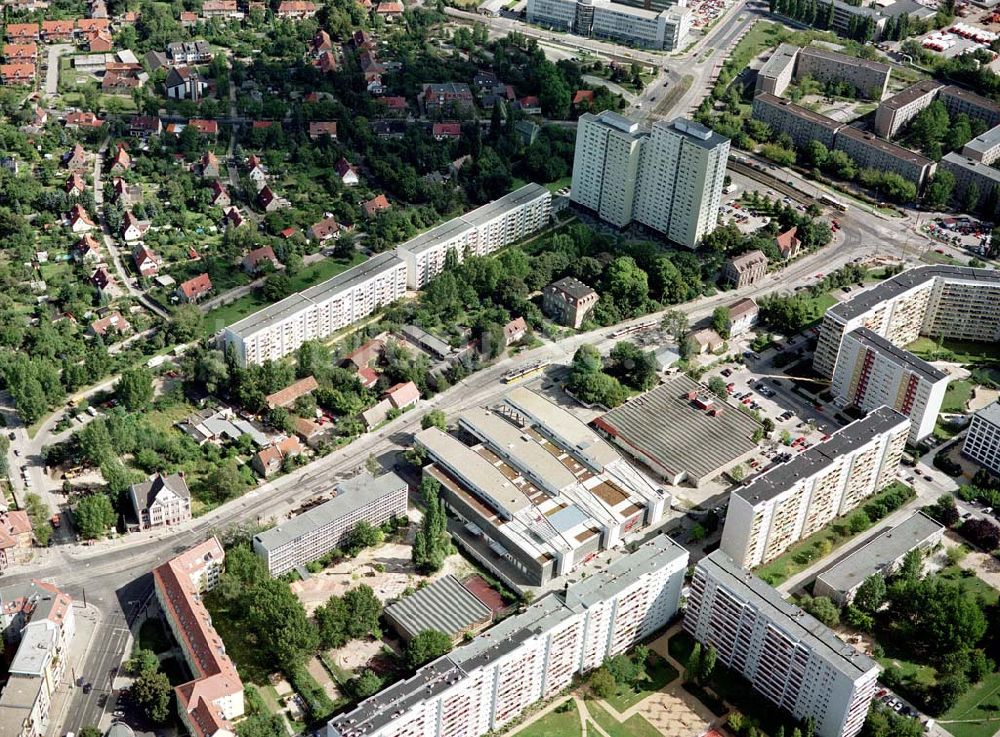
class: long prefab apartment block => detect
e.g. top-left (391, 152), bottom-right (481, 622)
top-left (720, 407), bottom-right (908, 569)
top-left (326, 534), bottom-right (688, 737)
top-left (253, 471), bottom-right (408, 576)
top-left (685, 551), bottom-right (878, 737)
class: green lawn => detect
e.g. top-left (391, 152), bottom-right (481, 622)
top-left (144, 399), bottom-right (198, 433)
top-left (138, 618), bottom-right (172, 654)
top-left (754, 482), bottom-right (914, 586)
top-left (517, 701), bottom-right (582, 737)
top-left (941, 672), bottom-right (1000, 737)
top-left (942, 380), bottom-right (974, 413)
top-left (205, 592), bottom-right (273, 684)
top-left (605, 653), bottom-right (679, 712)
top-left (907, 337), bottom-right (1000, 366)
top-left (586, 701), bottom-right (662, 737)
top-left (544, 176), bottom-right (571, 193)
top-left (939, 565), bottom-right (1000, 607)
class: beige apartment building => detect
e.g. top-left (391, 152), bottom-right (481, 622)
top-left (720, 407), bottom-right (909, 569)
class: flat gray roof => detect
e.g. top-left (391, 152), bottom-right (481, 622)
top-left (753, 92), bottom-right (844, 131)
top-left (879, 79), bottom-right (942, 111)
top-left (384, 574), bottom-right (492, 640)
top-left (758, 43), bottom-right (799, 80)
top-left (733, 406), bottom-right (908, 506)
top-left (253, 471), bottom-right (407, 552)
top-left (699, 550), bottom-right (878, 679)
top-left (815, 512), bottom-right (943, 596)
top-left (397, 184), bottom-right (549, 257)
top-left (940, 85), bottom-right (1000, 115)
top-left (458, 407), bottom-right (577, 492)
top-left (226, 252), bottom-right (404, 339)
top-left (943, 151), bottom-right (1000, 185)
top-left (327, 535), bottom-right (686, 737)
top-left (8, 623), bottom-right (56, 676)
top-left (595, 374), bottom-right (760, 481)
top-left (664, 117), bottom-right (729, 150)
top-left (837, 125), bottom-right (933, 166)
top-left (973, 401), bottom-right (1000, 428)
top-left (829, 264), bottom-right (1000, 322)
top-left (963, 124), bottom-right (1000, 156)
top-left (415, 427), bottom-right (530, 516)
top-left (846, 327), bottom-right (947, 382)
top-left (800, 45), bottom-right (890, 73)
top-left (591, 110), bottom-right (641, 134)
top-left (503, 387), bottom-right (620, 471)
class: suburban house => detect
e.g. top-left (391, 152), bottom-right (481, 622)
top-left (542, 277), bottom-right (598, 329)
top-left (0, 510), bottom-right (33, 571)
top-left (385, 380), bottom-right (420, 410)
top-left (121, 210), bottom-right (151, 241)
top-left (112, 177), bottom-right (142, 205)
top-left (242, 245), bottom-right (281, 274)
top-left (502, 316), bottom-right (527, 347)
top-left (316, 51), bottom-right (338, 73)
top-left (775, 226), bottom-right (801, 259)
top-left (69, 203), bottom-right (95, 232)
top-left (64, 172), bottom-right (86, 197)
top-left (165, 65), bottom-right (204, 99)
top-left (176, 273), bottom-right (213, 303)
top-left (309, 121), bottom-right (338, 140)
top-left (258, 185), bottom-right (285, 212)
top-left (132, 244), bottom-right (160, 276)
top-left (276, 0), bottom-right (318, 17)
top-left (252, 436), bottom-right (304, 477)
top-left (189, 118), bottom-right (219, 135)
top-left (200, 150), bottom-right (220, 177)
top-left (313, 29), bottom-right (333, 53)
top-left (127, 473), bottom-right (192, 530)
top-left (224, 206), bottom-right (247, 229)
top-left (307, 216), bottom-right (340, 241)
top-left (91, 266), bottom-right (114, 291)
top-left (432, 122), bottom-right (461, 140)
top-left (208, 179), bottom-right (230, 207)
top-left (108, 145), bottom-right (130, 174)
top-left (726, 298), bottom-right (759, 337)
top-left (363, 193), bottom-right (390, 218)
top-left (65, 143), bottom-right (87, 169)
top-left (420, 82), bottom-right (474, 114)
top-left (89, 311), bottom-right (132, 338)
top-left (335, 158), bottom-right (359, 186)
top-left (74, 234), bottom-right (102, 262)
top-left (689, 328), bottom-right (724, 354)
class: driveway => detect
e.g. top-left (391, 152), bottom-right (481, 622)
top-left (44, 44), bottom-right (73, 96)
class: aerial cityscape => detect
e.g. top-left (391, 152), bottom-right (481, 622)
top-left (1, 0), bottom-right (1000, 737)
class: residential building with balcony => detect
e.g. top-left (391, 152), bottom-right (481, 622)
top-left (684, 551), bottom-right (879, 737)
top-left (831, 328), bottom-right (949, 442)
top-left (962, 402), bottom-right (1000, 475)
top-left (720, 407), bottom-right (909, 569)
top-left (252, 472), bottom-right (408, 576)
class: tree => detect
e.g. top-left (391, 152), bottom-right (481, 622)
top-left (700, 645), bottom-right (717, 682)
top-left (608, 342), bottom-right (658, 391)
top-left (80, 728), bottom-right (103, 737)
top-left (712, 307), bottom-right (731, 339)
top-left (133, 668), bottom-right (172, 723)
top-left (407, 629), bottom-right (453, 669)
top-left (237, 714), bottom-right (287, 737)
top-left (350, 670), bottom-right (383, 700)
top-left (707, 376), bottom-right (728, 398)
top-left (343, 584), bottom-right (382, 640)
top-left (348, 521), bottom-right (384, 552)
top-left (896, 548), bottom-right (923, 582)
top-left (315, 595), bottom-right (348, 649)
top-left (201, 459), bottom-right (249, 503)
top-left (803, 596), bottom-right (840, 627)
top-left (604, 256), bottom-right (649, 317)
top-left (685, 642), bottom-right (703, 683)
top-left (413, 476), bottom-right (450, 573)
top-left (661, 309), bottom-right (689, 344)
top-left (853, 574), bottom-right (886, 614)
top-left (115, 366), bottom-right (154, 411)
top-left (127, 648), bottom-right (160, 676)
top-left (421, 410), bottom-right (447, 431)
top-left (923, 170), bottom-right (955, 211)
top-left (589, 666), bottom-right (617, 698)
top-left (170, 304), bottom-right (204, 341)
top-left (247, 579), bottom-right (320, 670)
top-left (75, 493), bottom-right (117, 539)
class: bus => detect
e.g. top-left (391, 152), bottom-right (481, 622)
top-left (819, 194), bottom-right (848, 212)
top-left (503, 361), bottom-right (551, 384)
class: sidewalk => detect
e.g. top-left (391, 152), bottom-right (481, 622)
top-left (48, 602), bottom-right (101, 737)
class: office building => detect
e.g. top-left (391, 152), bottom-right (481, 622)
top-left (814, 512), bottom-right (944, 605)
top-left (0, 581), bottom-right (75, 737)
top-left (751, 92), bottom-right (842, 150)
top-left (253, 472), bottom-right (408, 576)
top-left (415, 389), bottom-right (667, 588)
top-left (755, 43), bottom-right (799, 96)
top-left (939, 85), bottom-right (1000, 130)
top-left (814, 265), bottom-right (1000, 379)
top-left (961, 124), bottom-right (1000, 165)
top-left (396, 183), bottom-right (551, 289)
top-left (833, 127), bottom-right (935, 190)
top-left (685, 551), bottom-right (879, 737)
top-left (721, 407), bottom-right (909, 569)
top-left (940, 151), bottom-right (1000, 210)
top-left (153, 538), bottom-right (244, 737)
top-left (831, 328), bottom-right (949, 443)
top-left (327, 535), bottom-right (688, 737)
top-left (571, 112), bottom-right (729, 248)
top-left (874, 80), bottom-right (943, 139)
top-left (594, 374), bottom-right (761, 487)
top-left (722, 249), bottom-right (768, 288)
top-left (526, 0), bottom-right (691, 50)
top-left (795, 47), bottom-right (890, 100)
top-left (962, 402), bottom-right (1000, 475)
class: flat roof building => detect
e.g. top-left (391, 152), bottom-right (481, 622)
top-left (594, 374), bottom-right (761, 486)
top-left (327, 535), bottom-right (688, 737)
top-left (831, 327), bottom-right (949, 443)
top-left (751, 92), bottom-right (842, 151)
top-left (755, 43), bottom-right (799, 97)
top-left (962, 402), bottom-right (1000, 475)
top-left (396, 184), bottom-right (552, 289)
top-left (874, 79), bottom-right (943, 139)
top-left (833, 126), bottom-right (935, 190)
top-left (253, 472), bottom-right (408, 576)
top-left (721, 407), bottom-right (909, 569)
top-left (940, 151), bottom-right (1000, 210)
top-left (961, 123), bottom-right (1000, 165)
top-left (814, 512), bottom-right (944, 605)
top-left (795, 46), bottom-right (891, 100)
top-left (685, 551), bottom-right (878, 737)
top-left (939, 85), bottom-right (1000, 130)
top-left (383, 574), bottom-right (494, 643)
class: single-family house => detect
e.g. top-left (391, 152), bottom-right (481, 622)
top-left (363, 193), bottom-right (390, 218)
top-left (432, 122), bottom-right (461, 140)
top-left (265, 376), bottom-right (319, 410)
top-left (308, 120), bottom-right (338, 140)
top-left (127, 473), bottom-right (192, 530)
top-left (726, 298), bottom-right (759, 337)
top-left (208, 179), bottom-right (230, 207)
top-left (89, 311), bottom-right (131, 338)
top-left (176, 273), bottom-right (213, 303)
top-left (65, 171), bottom-right (86, 197)
top-left (252, 436), bottom-right (303, 477)
top-left (109, 145), bottom-right (130, 174)
top-left (91, 265), bottom-right (114, 291)
top-left (200, 150), bottom-right (220, 177)
top-left (74, 234), bottom-right (102, 263)
top-left (385, 380), bottom-right (419, 410)
top-left (775, 226), bottom-right (801, 260)
top-left (165, 65), bottom-right (204, 100)
top-left (243, 245), bottom-right (280, 274)
top-left (65, 143), bottom-right (87, 169)
top-left (121, 211), bottom-right (150, 241)
top-left (132, 244), bottom-right (160, 275)
top-left (69, 203), bottom-right (95, 232)
top-left (335, 158), bottom-right (359, 186)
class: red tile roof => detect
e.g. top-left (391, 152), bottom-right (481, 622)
top-left (432, 122), bottom-right (461, 137)
top-left (308, 120), bottom-right (338, 139)
top-left (179, 273), bottom-right (213, 300)
top-left (385, 380), bottom-right (419, 409)
top-left (189, 119), bottom-right (219, 135)
top-left (265, 375), bottom-right (319, 409)
top-left (363, 193), bottom-right (390, 217)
